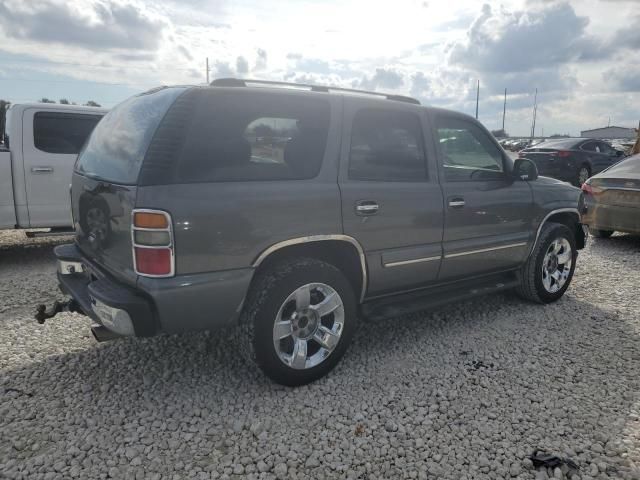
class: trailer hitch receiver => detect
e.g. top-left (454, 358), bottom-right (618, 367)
top-left (35, 299), bottom-right (84, 324)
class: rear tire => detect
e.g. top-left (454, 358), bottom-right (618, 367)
top-left (517, 222), bottom-right (577, 304)
top-left (240, 258), bottom-right (357, 386)
top-left (590, 228), bottom-right (614, 238)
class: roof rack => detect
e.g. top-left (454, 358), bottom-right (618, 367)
top-left (210, 78), bottom-right (420, 105)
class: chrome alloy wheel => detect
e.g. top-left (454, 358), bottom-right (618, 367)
top-left (272, 283), bottom-right (345, 370)
top-left (578, 167), bottom-right (590, 185)
top-left (541, 238), bottom-right (573, 293)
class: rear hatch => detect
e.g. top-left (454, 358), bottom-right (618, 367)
top-left (72, 87), bottom-right (186, 285)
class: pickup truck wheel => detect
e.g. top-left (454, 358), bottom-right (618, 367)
top-left (517, 222), bottom-right (577, 304)
top-left (590, 228), bottom-right (614, 238)
top-left (241, 258), bottom-right (357, 386)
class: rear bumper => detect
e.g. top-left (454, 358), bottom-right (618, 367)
top-left (581, 203), bottom-right (640, 235)
top-left (55, 244), bottom-right (254, 337)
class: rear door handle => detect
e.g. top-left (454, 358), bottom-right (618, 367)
top-left (355, 201), bottom-right (379, 215)
top-left (31, 166), bottom-right (53, 173)
top-left (448, 197), bottom-right (465, 208)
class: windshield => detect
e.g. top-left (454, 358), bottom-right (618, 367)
top-left (76, 87), bottom-right (185, 184)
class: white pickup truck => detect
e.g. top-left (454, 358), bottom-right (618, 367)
top-left (1, 103), bottom-right (107, 234)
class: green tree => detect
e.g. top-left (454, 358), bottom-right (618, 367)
top-left (84, 100), bottom-right (101, 107)
top-left (59, 98), bottom-right (70, 104)
top-left (39, 98), bottom-right (56, 104)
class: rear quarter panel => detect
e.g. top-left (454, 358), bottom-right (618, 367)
top-left (135, 95), bottom-right (344, 275)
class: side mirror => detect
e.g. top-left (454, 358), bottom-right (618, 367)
top-left (513, 157), bottom-right (538, 181)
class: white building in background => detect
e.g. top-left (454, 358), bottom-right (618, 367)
top-left (580, 126), bottom-right (636, 139)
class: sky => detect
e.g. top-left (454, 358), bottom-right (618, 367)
top-left (0, 0), bottom-right (638, 137)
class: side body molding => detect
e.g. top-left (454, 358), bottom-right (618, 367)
top-left (252, 235), bottom-right (369, 302)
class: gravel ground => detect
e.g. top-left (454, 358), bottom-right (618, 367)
top-left (2, 230), bottom-right (640, 480)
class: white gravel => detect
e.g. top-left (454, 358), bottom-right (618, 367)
top-left (2, 230), bottom-right (640, 479)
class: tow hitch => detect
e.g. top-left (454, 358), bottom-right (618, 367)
top-left (35, 299), bottom-right (84, 324)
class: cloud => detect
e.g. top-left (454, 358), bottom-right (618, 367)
top-left (178, 45), bottom-right (193, 61)
top-left (359, 68), bottom-right (404, 90)
top-left (604, 65), bottom-right (640, 92)
top-left (448, 2), bottom-right (611, 74)
top-left (214, 61), bottom-right (234, 77)
top-left (0, 0), bottom-right (164, 51)
top-left (255, 48), bottom-right (267, 70)
top-left (410, 72), bottom-right (431, 97)
top-left (611, 17), bottom-right (640, 51)
top-left (288, 56), bottom-right (331, 75)
top-left (236, 56), bottom-right (249, 75)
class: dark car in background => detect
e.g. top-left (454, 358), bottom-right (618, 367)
top-left (520, 138), bottom-right (625, 186)
top-left (580, 154), bottom-right (640, 238)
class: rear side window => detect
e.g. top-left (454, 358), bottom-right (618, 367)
top-left (34, 112), bottom-right (102, 154)
top-left (76, 87), bottom-right (185, 184)
top-left (348, 109), bottom-right (427, 181)
top-left (174, 91), bottom-right (330, 183)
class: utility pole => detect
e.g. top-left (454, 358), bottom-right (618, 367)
top-left (206, 57), bottom-right (209, 84)
top-left (502, 88), bottom-right (507, 133)
top-left (475, 80), bottom-right (480, 120)
top-left (607, 116), bottom-right (611, 127)
top-left (530, 88), bottom-right (538, 139)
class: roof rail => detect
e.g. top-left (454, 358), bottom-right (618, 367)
top-left (210, 78), bottom-right (420, 105)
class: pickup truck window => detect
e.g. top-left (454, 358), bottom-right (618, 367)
top-left (34, 112), bottom-right (102, 154)
top-left (348, 108), bottom-right (427, 182)
top-left (437, 117), bottom-right (504, 182)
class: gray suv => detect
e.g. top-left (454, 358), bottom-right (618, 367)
top-left (44, 79), bottom-right (586, 385)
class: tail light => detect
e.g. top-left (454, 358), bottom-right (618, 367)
top-left (581, 182), bottom-right (603, 196)
top-left (550, 150), bottom-right (571, 158)
top-left (132, 209), bottom-right (174, 277)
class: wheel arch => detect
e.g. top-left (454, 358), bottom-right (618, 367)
top-left (252, 235), bottom-right (368, 302)
top-left (530, 208), bottom-right (585, 257)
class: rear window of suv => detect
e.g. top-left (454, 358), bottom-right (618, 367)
top-left (76, 87), bottom-right (186, 184)
top-left (170, 90), bottom-right (331, 183)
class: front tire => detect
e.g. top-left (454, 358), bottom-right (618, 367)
top-left (517, 222), bottom-right (577, 304)
top-left (241, 258), bottom-right (357, 386)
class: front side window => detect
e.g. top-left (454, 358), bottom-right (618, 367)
top-left (176, 91), bottom-right (330, 182)
top-left (581, 142), bottom-right (596, 152)
top-left (34, 112), bottom-right (102, 154)
top-left (348, 108), bottom-right (427, 181)
top-left (436, 117), bottom-right (504, 182)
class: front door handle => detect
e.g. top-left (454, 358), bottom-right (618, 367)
top-left (31, 166), bottom-right (54, 174)
top-left (448, 197), bottom-right (465, 208)
top-left (355, 201), bottom-right (379, 215)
